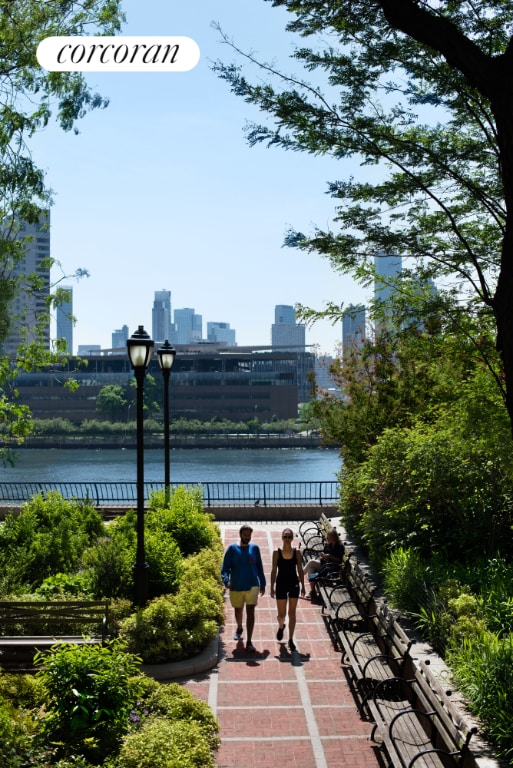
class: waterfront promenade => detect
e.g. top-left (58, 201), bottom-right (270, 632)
top-left (181, 522), bottom-right (383, 768)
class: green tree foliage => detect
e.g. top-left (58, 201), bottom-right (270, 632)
top-left (214, 0), bottom-right (513, 434)
top-left (0, 0), bottom-right (124, 461)
top-left (0, 491), bottom-right (106, 593)
top-left (34, 639), bottom-right (140, 763)
top-left (96, 384), bottom-right (128, 422)
top-left (147, 487), bottom-right (218, 556)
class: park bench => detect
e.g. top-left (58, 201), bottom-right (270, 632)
top-left (299, 512), bottom-right (334, 550)
top-left (0, 600), bottom-right (110, 670)
top-left (368, 660), bottom-right (478, 768)
top-left (338, 597), bottom-right (413, 713)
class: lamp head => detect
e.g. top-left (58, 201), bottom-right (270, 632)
top-left (157, 339), bottom-right (177, 371)
top-left (127, 325), bottom-right (154, 370)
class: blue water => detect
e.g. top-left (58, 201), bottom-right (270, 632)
top-left (1, 448), bottom-right (341, 484)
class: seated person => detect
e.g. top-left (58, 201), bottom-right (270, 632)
top-left (303, 527), bottom-right (344, 596)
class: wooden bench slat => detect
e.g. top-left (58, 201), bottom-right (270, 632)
top-left (0, 600), bottom-right (110, 670)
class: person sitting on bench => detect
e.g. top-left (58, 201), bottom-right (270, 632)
top-left (304, 527), bottom-right (344, 597)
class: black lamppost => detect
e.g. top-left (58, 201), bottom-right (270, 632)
top-left (157, 340), bottom-right (176, 502)
top-left (127, 325), bottom-right (154, 608)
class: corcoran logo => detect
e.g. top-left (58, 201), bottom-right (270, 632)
top-left (37, 36), bottom-right (200, 72)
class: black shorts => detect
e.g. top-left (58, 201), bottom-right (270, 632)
top-left (275, 581), bottom-right (300, 600)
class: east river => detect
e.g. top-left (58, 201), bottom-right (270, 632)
top-left (1, 447), bottom-right (341, 484)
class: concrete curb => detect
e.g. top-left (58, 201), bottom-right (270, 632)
top-left (140, 634), bottom-right (220, 681)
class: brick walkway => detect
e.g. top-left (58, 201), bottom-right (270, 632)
top-left (182, 523), bottom-right (384, 768)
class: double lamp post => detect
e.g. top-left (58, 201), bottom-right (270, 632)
top-left (127, 325), bottom-right (176, 608)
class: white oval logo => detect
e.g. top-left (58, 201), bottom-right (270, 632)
top-left (37, 36), bottom-right (200, 72)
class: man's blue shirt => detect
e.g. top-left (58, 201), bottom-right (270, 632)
top-left (221, 542), bottom-right (266, 591)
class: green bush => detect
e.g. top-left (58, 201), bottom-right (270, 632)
top-left (118, 717), bottom-right (216, 768)
top-left (147, 486), bottom-right (216, 555)
top-left (140, 683), bottom-right (219, 750)
top-left (340, 421), bottom-right (513, 565)
top-left (119, 546), bottom-right (224, 663)
top-left (145, 530), bottom-right (183, 599)
top-left (0, 492), bottom-right (106, 592)
top-left (448, 632), bottom-right (513, 761)
top-left (35, 640), bottom-right (141, 764)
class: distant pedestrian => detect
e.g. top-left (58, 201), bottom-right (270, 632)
top-left (221, 524), bottom-right (266, 653)
top-left (303, 527), bottom-right (344, 598)
top-left (270, 527), bottom-right (305, 652)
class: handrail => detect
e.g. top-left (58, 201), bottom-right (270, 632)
top-left (0, 480), bottom-right (339, 507)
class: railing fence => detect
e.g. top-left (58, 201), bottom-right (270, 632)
top-left (0, 481), bottom-right (339, 508)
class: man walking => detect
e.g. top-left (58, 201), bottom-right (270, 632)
top-left (221, 524), bottom-right (266, 652)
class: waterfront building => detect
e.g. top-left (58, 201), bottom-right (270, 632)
top-left (174, 308), bottom-right (202, 344)
top-left (15, 345), bottom-right (315, 423)
top-left (152, 289), bottom-right (175, 343)
top-left (207, 321), bottom-right (236, 346)
top-left (1, 212), bottom-right (51, 356)
top-left (374, 250), bottom-right (402, 332)
top-left (314, 354), bottom-right (342, 397)
top-left (342, 304), bottom-right (366, 357)
top-left (56, 286), bottom-right (73, 354)
top-left (271, 305), bottom-right (306, 351)
top-left (77, 344), bottom-right (101, 356)
top-left (112, 325), bottom-right (129, 349)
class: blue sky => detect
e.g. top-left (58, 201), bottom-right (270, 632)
top-left (30, 0), bottom-right (368, 355)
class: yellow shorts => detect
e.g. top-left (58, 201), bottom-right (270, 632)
top-left (229, 586), bottom-right (260, 609)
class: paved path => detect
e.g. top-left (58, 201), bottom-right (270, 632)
top-left (181, 522), bottom-right (384, 768)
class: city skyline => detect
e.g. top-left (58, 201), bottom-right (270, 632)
top-left (30, 0), bottom-right (368, 357)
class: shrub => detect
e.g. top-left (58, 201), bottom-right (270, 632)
top-left (35, 571), bottom-right (94, 598)
top-left (35, 639), bottom-right (141, 763)
top-left (340, 421), bottom-right (513, 566)
top-left (119, 546), bottom-right (224, 663)
top-left (141, 683), bottom-right (219, 750)
top-left (448, 632), bottom-right (513, 761)
top-left (147, 486), bottom-right (216, 555)
top-left (117, 718), bottom-right (216, 768)
top-left (145, 530), bottom-right (183, 599)
top-left (0, 492), bottom-right (106, 592)
top-left (381, 547), bottom-right (431, 614)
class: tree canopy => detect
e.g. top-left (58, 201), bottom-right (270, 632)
top-left (0, 0), bottom-right (124, 463)
top-left (213, 0), bottom-right (513, 434)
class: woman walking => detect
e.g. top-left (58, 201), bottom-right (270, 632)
top-left (270, 528), bottom-right (305, 651)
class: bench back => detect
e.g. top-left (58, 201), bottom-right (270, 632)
top-left (411, 660), bottom-right (478, 765)
top-left (369, 602), bottom-right (414, 677)
top-left (0, 601), bottom-right (110, 640)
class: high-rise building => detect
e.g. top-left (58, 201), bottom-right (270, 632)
top-left (174, 308), bottom-right (202, 345)
top-left (56, 286), bottom-right (73, 354)
top-left (1, 213), bottom-right (51, 356)
top-left (207, 321), bottom-right (236, 346)
top-left (77, 344), bottom-right (101, 356)
top-left (271, 304), bottom-right (306, 351)
top-left (112, 325), bottom-right (129, 349)
top-left (374, 250), bottom-right (402, 331)
top-left (152, 289), bottom-right (174, 343)
top-left (342, 304), bottom-right (366, 356)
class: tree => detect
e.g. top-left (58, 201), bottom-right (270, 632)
top-left (96, 384), bottom-right (128, 422)
top-left (213, 1), bottom-right (513, 435)
top-left (0, 0), bottom-right (124, 462)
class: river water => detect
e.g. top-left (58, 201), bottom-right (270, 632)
top-left (1, 448), bottom-right (341, 484)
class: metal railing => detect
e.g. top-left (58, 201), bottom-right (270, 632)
top-left (0, 481), bottom-right (339, 508)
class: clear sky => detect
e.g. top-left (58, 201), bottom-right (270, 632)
top-left (30, 0), bottom-right (368, 355)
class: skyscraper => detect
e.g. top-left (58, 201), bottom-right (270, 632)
top-left (56, 286), bottom-right (73, 354)
top-left (342, 304), bottom-right (366, 357)
top-left (207, 321), bottom-right (236, 345)
top-left (374, 250), bottom-right (402, 330)
top-left (271, 304), bottom-right (306, 350)
top-left (152, 290), bottom-right (174, 342)
top-left (112, 325), bottom-right (129, 349)
top-left (1, 213), bottom-right (51, 356)
top-left (174, 308), bottom-right (202, 345)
